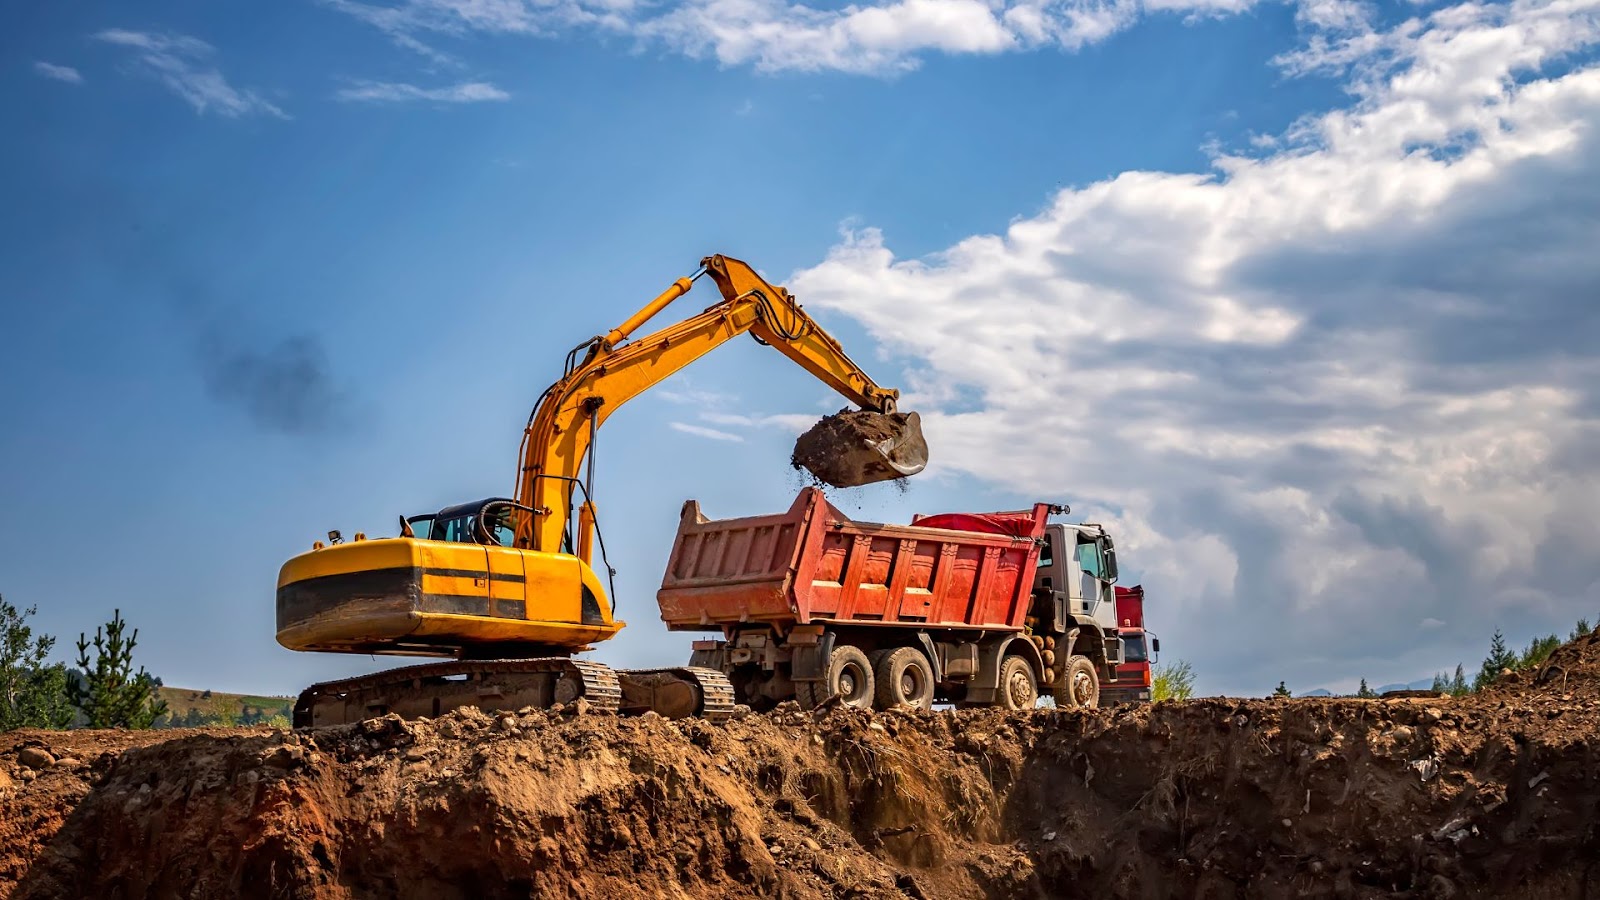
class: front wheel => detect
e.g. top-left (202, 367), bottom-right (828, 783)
top-left (996, 656), bottom-right (1039, 710)
top-left (1052, 655), bottom-right (1100, 709)
top-left (797, 645), bottom-right (875, 709)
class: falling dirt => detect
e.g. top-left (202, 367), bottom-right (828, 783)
top-left (792, 409), bottom-right (929, 489)
top-left (4, 633), bottom-right (1600, 899)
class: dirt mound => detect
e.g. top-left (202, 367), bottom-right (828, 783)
top-left (792, 409), bottom-right (928, 488)
top-left (2, 641), bottom-right (1598, 899)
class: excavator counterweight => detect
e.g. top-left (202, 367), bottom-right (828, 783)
top-left (277, 255), bottom-right (926, 727)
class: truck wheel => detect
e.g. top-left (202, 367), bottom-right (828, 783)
top-left (797, 645), bottom-right (875, 710)
top-left (873, 647), bottom-right (935, 710)
top-left (996, 656), bottom-right (1039, 710)
top-left (1052, 655), bottom-right (1099, 709)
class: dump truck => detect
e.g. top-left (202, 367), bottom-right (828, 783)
top-left (277, 255), bottom-right (928, 727)
top-left (1101, 585), bottom-right (1158, 704)
top-left (658, 487), bottom-right (1126, 710)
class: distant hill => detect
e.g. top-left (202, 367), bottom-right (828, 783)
top-left (155, 687), bottom-right (293, 728)
top-left (1377, 679), bottom-right (1440, 694)
top-left (1297, 678), bottom-right (1436, 697)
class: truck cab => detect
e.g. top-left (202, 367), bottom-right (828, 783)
top-left (1103, 585), bottom-right (1157, 704)
top-left (1031, 522), bottom-right (1125, 706)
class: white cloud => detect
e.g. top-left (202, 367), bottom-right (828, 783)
top-left (786, 0), bottom-right (1600, 691)
top-left (326, 0), bottom-right (1308, 74)
top-left (93, 29), bottom-right (286, 118)
top-left (670, 422), bottom-right (746, 442)
top-left (333, 80), bottom-right (511, 103)
top-left (34, 62), bottom-right (83, 84)
top-left (700, 410), bottom-right (821, 433)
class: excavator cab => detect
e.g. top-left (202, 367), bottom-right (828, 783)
top-left (405, 499), bottom-right (518, 546)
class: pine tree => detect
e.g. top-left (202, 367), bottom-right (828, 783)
top-left (1518, 634), bottom-right (1560, 670)
top-left (1449, 663), bottom-right (1469, 697)
top-left (0, 595), bottom-right (73, 730)
top-left (68, 609), bottom-right (168, 729)
top-left (1430, 672), bottom-right (1449, 693)
top-left (1356, 678), bottom-right (1376, 698)
top-left (1273, 681), bottom-right (1291, 698)
top-left (1571, 619), bottom-right (1592, 642)
top-left (1474, 629), bottom-right (1515, 691)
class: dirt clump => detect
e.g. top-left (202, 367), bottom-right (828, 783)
top-left (792, 409), bottom-right (928, 488)
top-left (1, 636), bottom-right (1598, 899)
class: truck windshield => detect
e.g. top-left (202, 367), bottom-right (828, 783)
top-left (1122, 634), bottom-right (1147, 662)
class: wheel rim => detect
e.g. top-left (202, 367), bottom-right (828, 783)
top-left (1071, 670), bottom-right (1094, 706)
top-left (901, 668), bottom-right (922, 699)
top-left (1006, 670), bottom-right (1033, 707)
top-left (840, 669), bottom-right (858, 699)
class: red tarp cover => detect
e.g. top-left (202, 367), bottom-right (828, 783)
top-left (911, 512), bottom-right (1038, 537)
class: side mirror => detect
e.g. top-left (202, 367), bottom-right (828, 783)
top-left (1102, 542), bottom-right (1119, 583)
top-left (1152, 637), bottom-right (1161, 653)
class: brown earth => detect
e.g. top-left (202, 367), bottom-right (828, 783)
top-left (3, 634), bottom-right (1599, 899)
top-left (792, 409), bottom-right (928, 488)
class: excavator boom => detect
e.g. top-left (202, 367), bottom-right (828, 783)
top-left (514, 254), bottom-right (924, 553)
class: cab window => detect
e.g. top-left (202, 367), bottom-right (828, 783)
top-left (1075, 538), bottom-right (1104, 578)
top-left (430, 515), bottom-right (474, 543)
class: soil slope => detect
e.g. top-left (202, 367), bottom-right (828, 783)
top-left (3, 634), bottom-right (1598, 899)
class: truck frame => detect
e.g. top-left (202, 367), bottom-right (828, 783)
top-left (657, 487), bottom-right (1127, 710)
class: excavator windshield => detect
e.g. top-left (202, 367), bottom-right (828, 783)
top-left (407, 500), bottom-right (516, 545)
top-left (407, 499), bottom-right (554, 549)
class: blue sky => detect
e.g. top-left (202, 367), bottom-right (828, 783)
top-left (4, 0), bottom-right (1598, 697)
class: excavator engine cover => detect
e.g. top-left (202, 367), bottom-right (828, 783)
top-left (791, 409), bottom-right (928, 488)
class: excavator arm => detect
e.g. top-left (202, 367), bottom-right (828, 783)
top-left (514, 254), bottom-right (916, 554)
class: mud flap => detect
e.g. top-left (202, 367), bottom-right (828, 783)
top-left (791, 630), bottom-right (836, 682)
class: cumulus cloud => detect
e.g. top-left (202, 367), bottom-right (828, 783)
top-left (93, 29), bottom-right (286, 118)
top-left (326, 0), bottom-right (1282, 73)
top-left (34, 62), bottom-right (84, 84)
top-left (786, 0), bottom-right (1600, 692)
top-left (333, 79), bottom-right (510, 103)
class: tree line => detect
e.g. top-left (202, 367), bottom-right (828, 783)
top-left (1276, 616), bottom-right (1596, 699)
top-left (1, 594), bottom-right (167, 730)
top-left (1156, 615), bottom-right (1595, 703)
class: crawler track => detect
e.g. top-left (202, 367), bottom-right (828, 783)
top-left (293, 659), bottom-right (734, 728)
top-left (293, 658), bottom-right (621, 728)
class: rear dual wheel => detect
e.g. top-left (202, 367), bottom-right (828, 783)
top-left (797, 645), bottom-right (876, 709)
top-left (872, 647), bottom-right (935, 710)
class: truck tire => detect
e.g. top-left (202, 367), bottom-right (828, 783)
top-left (1052, 655), bottom-right (1099, 709)
top-left (996, 656), bottom-right (1039, 710)
top-left (872, 647), bottom-right (935, 710)
top-left (796, 645), bottom-right (875, 710)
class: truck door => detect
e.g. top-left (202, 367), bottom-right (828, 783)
top-left (1074, 534), bottom-right (1108, 613)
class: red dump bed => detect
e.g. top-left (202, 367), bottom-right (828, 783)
top-left (657, 487), bottom-right (1050, 633)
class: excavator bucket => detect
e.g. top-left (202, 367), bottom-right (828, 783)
top-left (791, 409), bottom-right (929, 488)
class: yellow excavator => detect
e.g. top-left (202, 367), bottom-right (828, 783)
top-left (277, 255), bottom-right (927, 726)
